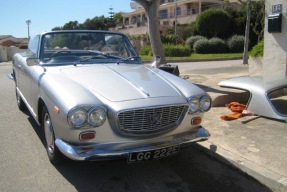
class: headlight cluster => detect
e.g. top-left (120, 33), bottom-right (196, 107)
top-left (68, 106), bottom-right (107, 128)
top-left (187, 95), bottom-right (211, 114)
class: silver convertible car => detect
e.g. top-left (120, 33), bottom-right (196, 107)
top-left (9, 30), bottom-right (211, 164)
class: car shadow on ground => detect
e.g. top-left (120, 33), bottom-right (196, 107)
top-left (25, 109), bottom-right (46, 147)
top-left (52, 148), bottom-right (273, 192)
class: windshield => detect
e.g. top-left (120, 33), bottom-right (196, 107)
top-left (40, 31), bottom-right (141, 65)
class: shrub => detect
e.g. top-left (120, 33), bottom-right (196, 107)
top-left (139, 44), bottom-right (191, 57)
top-left (185, 35), bottom-right (207, 50)
top-left (193, 38), bottom-right (228, 54)
top-left (176, 25), bottom-right (194, 40)
top-left (193, 39), bottom-right (211, 54)
top-left (208, 37), bottom-right (228, 53)
top-left (227, 35), bottom-right (245, 53)
top-left (196, 8), bottom-right (231, 38)
top-left (139, 46), bottom-right (152, 56)
top-left (162, 34), bottom-right (185, 45)
top-left (250, 41), bottom-right (264, 57)
top-left (161, 34), bottom-right (176, 44)
top-left (189, 21), bottom-right (198, 36)
top-left (164, 44), bottom-right (191, 57)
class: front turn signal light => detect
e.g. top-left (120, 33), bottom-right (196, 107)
top-left (191, 117), bottom-right (202, 125)
top-left (80, 131), bottom-right (96, 141)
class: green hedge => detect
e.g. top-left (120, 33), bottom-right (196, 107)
top-left (227, 35), bottom-right (245, 53)
top-left (250, 41), bottom-right (264, 57)
top-left (194, 38), bottom-right (227, 54)
top-left (161, 34), bottom-right (176, 44)
top-left (196, 8), bottom-right (231, 38)
top-left (139, 46), bottom-right (152, 56)
top-left (193, 36), bottom-right (244, 54)
top-left (164, 44), bottom-right (191, 57)
top-left (139, 44), bottom-right (191, 57)
top-left (209, 37), bottom-right (228, 53)
top-left (185, 35), bottom-right (207, 50)
top-left (193, 39), bottom-right (210, 54)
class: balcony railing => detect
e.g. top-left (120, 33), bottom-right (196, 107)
top-left (159, 8), bottom-right (199, 19)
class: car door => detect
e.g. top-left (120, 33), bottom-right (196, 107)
top-left (17, 35), bottom-right (40, 109)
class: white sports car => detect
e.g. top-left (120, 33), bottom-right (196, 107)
top-left (9, 30), bottom-right (211, 164)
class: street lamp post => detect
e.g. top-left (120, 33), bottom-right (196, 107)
top-left (25, 20), bottom-right (31, 39)
top-left (174, 0), bottom-right (177, 36)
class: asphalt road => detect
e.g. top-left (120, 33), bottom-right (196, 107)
top-left (0, 63), bottom-right (273, 192)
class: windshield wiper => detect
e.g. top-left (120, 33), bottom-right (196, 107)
top-left (74, 52), bottom-right (111, 65)
top-left (116, 56), bottom-right (141, 64)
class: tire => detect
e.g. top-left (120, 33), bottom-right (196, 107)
top-left (42, 106), bottom-right (67, 164)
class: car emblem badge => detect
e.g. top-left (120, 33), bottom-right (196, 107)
top-left (149, 113), bottom-right (163, 126)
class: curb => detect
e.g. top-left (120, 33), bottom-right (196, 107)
top-left (142, 57), bottom-right (243, 64)
top-left (193, 140), bottom-right (287, 192)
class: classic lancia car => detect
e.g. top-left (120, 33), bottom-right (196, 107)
top-left (9, 30), bottom-right (211, 164)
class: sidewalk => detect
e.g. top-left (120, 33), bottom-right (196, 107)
top-left (178, 60), bottom-right (287, 192)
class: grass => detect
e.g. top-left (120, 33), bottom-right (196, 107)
top-left (140, 53), bottom-right (243, 62)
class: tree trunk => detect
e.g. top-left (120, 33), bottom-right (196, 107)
top-left (133, 0), bottom-right (167, 67)
top-left (243, 0), bottom-right (251, 64)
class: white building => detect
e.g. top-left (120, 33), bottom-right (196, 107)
top-left (263, 0), bottom-right (287, 81)
top-left (114, 0), bottom-right (236, 35)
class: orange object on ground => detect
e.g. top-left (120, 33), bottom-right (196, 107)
top-left (221, 102), bottom-right (247, 121)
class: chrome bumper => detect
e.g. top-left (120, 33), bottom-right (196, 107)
top-left (55, 127), bottom-right (210, 161)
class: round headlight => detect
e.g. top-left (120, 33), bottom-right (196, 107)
top-left (88, 107), bottom-right (106, 127)
top-left (188, 97), bottom-right (200, 113)
top-left (68, 108), bottom-right (87, 128)
top-left (199, 96), bottom-right (212, 112)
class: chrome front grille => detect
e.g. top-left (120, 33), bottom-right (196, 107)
top-left (117, 105), bottom-right (187, 135)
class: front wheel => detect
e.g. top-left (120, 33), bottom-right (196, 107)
top-left (42, 106), bottom-right (66, 164)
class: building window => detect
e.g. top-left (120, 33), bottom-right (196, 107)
top-left (160, 0), bottom-right (165, 4)
top-left (168, 0), bottom-right (174, 2)
top-left (159, 10), bottom-right (168, 19)
top-left (175, 7), bottom-right (181, 16)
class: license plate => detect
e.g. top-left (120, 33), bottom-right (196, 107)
top-left (127, 145), bottom-right (179, 163)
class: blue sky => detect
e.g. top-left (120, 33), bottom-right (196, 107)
top-left (0, 0), bottom-right (133, 38)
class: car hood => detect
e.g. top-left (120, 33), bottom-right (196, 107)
top-left (60, 64), bottom-right (181, 102)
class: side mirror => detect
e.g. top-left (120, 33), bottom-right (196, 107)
top-left (26, 57), bottom-right (40, 66)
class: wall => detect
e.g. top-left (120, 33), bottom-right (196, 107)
top-left (263, 0), bottom-right (287, 82)
top-left (0, 46), bottom-right (26, 62)
top-left (0, 45), bottom-right (8, 62)
top-left (7, 46), bottom-right (19, 61)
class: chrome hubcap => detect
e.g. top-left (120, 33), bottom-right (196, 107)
top-left (44, 113), bottom-right (54, 154)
